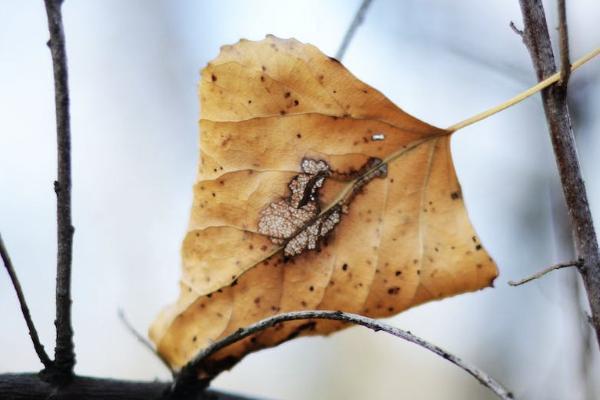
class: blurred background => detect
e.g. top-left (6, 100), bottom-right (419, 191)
top-left (1, 1), bottom-right (600, 399)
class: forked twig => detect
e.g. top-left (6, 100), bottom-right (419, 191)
top-left (172, 311), bottom-right (513, 400)
top-left (336, 0), bottom-right (374, 60)
top-left (518, 0), bottom-right (600, 345)
top-left (0, 234), bottom-right (53, 369)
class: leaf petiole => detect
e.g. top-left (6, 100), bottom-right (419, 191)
top-left (447, 46), bottom-right (600, 132)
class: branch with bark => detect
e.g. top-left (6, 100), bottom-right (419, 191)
top-left (171, 311), bottom-right (513, 400)
top-left (44, 0), bottom-right (76, 383)
top-left (517, 0), bottom-right (600, 345)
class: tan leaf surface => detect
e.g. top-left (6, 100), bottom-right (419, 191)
top-left (149, 35), bottom-right (498, 373)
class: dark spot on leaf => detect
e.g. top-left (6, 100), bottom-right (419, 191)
top-left (387, 287), bottom-right (400, 295)
top-left (395, 270), bottom-right (402, 276)
top-left (211, 74), bottom-right (217, 82)
top-left (309, 285), bottom-right (314, 291)
top-left (476, 244), bottom-right (482, 251)
top-left (296, 133), bottom-right (302, 138)
top-left (284, 92), bottom-right (291, 98)
top-left (342, 263), bottom-right (348, 271)
top-left (451, 191), bottom-right (461, 200)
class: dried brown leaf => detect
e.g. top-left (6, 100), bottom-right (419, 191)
top-left (149, 35), bottom-right (498, 374)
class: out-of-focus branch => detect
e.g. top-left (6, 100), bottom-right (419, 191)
top-left (517, 0), bottom-right (600, 346)
top-left (335, 0), bottom-right (374, 60)
top-left (0, 234), bottom-right (53, 369)
top-left (508, 260), bottom-right (581, 286)
top-left (44, 0), bottom-right (76, 382)
top-left (118, 309), bottom-right (174, 375)
top-left (172, 311), bottom-right (513, 400)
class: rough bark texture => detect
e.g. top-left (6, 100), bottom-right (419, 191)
top-left (0, 374), bottom-right (252, 400)
top-left (518, 0), bottom-right (600, 345)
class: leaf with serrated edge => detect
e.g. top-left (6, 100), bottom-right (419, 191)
top-left (149, 35), bottom-right (498, 373)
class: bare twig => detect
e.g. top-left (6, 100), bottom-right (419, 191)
top-left (117, 309), bottom-right (173, 375)
top-left (44, 0), bottom-right (76, 381)
top-left (172, 311), bottom-right (513, 400)
top-left (0, 234), bottom-right (53, 369)
top-left (335, 0), bottom-right (374, 60)
top-left (508, 260), bottom-right (581, 286)
top-left (518, 0), bottom-right (600, 346)
top-left (509, 21), bottom-right (524, 37)
top-left (557, 0), bottom-right (570, 87)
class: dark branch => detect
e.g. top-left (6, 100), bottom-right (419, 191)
top-left (0, 373), bottom-right (252, 400)
top-left (44, 0), bottom-right (76, 382)
top-left (557, 0), bottom-right (570, 88)
top-left (518, 0), bottom-right (600, 345)
top-left (0, 234), bottom-right (53, 369)
top-left (172, 311), bottom-right (513, 400)
top-left (118, 309), bottom-right (174, 375)
top-left (508, 259), bottom-right (581, 286)
top-left (335, 0), bottom-right (374, 60)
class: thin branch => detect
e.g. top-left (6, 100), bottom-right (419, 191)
top-left (518, 0), bottom-right (600, 346)
top-left (335, 0), bottom-right (374, 60)
top-left (171, 311), bottom-right (513, 400)
top-left (117, 309), bottom-right (174, 375)
top-left (0, 234), bottom-right (53, 369)
top-left (44, 0), bottom-right (76, 381)
top-left (508, 260), bottom-right (581, 286)
top-left (557, 0), bottom-right (570, 87)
